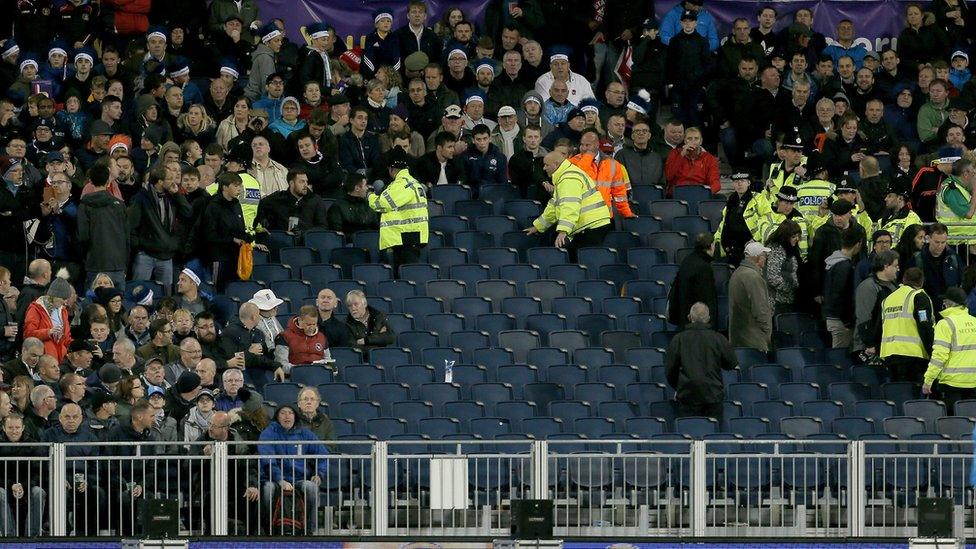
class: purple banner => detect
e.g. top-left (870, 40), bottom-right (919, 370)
top-left (255, 0), bottom-right (914, 53)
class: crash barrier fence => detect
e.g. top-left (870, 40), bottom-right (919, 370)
top-left (0, 439), bottom-right (972, 538)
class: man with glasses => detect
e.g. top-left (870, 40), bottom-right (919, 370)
top-left (615, 120), bottom-right (664, 187)
top-left (137, 319), bottom-right (180, 365)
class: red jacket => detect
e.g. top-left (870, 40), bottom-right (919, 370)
top-left (23, 300), bottom-right (72, 362)
top-left (664, 147), bottom-right (720, 196)
top-left (278, 317), bottom-right (329, 366)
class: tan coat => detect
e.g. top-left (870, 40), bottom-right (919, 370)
top-left (728, 260), bottom-right (773, 352)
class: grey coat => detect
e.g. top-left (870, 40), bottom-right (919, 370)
top-left (728, 260), bottom-right (773, 352)
top-left (245, 44), bottom-right (277, 101)
top-left (615, 144), bottom-right (664, 187)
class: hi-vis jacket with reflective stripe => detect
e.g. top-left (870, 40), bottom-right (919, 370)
top-left (208, 173), bottom-right (262, 234)
top-left (569, 152), bottom-right (635, 218)
top-left (880, 284), bottom-right (933, 360)
top-left (936, 176), bottom-right (976, 244)
top-left (533, 159), bottom-right (612, 238)
top-left (924, 305), bottom-right (976, 388)
top-left (368, 169), bottom-right (429, 250)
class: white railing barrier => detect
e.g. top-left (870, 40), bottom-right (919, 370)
top-left (0, 438), bottom-right (971, 538)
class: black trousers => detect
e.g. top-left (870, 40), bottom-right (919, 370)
top-left (389, 239), bottom-right (426, 278)
top-left (566, 224), bottom-right (613, 263)
top-left (677, 400), bottom-right (724, 426)
top-left (885, 356), bottom-right (928, 384)
top-left (935, 383), bottom-right (976, 415)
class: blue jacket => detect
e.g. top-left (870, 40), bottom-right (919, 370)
top-left (543, 99), bottom-right (574, 126)
top-left (362, 30), bottom-right (401, 79)
top-left (253, 95), bottom-right (285, 123)
top-left (950, 68), bottom-right (972, 91)
top-left (181, 81), bottom-right (205, 107)
top-left (269, 118), bottom-right (307, 139)
top-left (660, 5), bottom-right (719, 52)
top-left (822, 43), bottom-right (868, 70)
top-left (258, 421), bottom-right (330, 483)
top-left (463, 143), bottom-right (508, 190)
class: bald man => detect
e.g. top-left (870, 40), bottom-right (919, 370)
top-left (218, 302), bottom-right (281, 389)
top-left (16, 259), bottom-right (52, 322)
top-left (858, 155), bottom-right (888, 221)
top-left (316, 288), bottom-right (352, 347)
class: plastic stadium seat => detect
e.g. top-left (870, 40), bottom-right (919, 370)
top-left (447, 264), bottom-right (488, 296)
top-left (881, 382), bottom-right (919, 408)
top-left (749, 365), bottom-right (792, 398)
top-left (552, 297), bottom-right (594, 318)
top-left (621, 215), bottom-right (663, 236)
top-left (883, 416), bottom-right (927, 439)
top-left (576, 314), bottom-right (617, 346)
top-left (501, 231), bottom-right (544, 260)
top-left (548, 331), bottom-right (589, 355)
top-left (498, 330), bottom-right (541, 363)
top-left (632, 184), bottom-right (664, 203)
top-left (430, 184), bottom-right (472, 209)
top-left (854, 400), bottom-right (898, 426)
top-left (603, 297), bottom-right (642, 318)
top-left (279, 246), bottom-right (319, 271)
top-left (574, 347), bottom-right (615, 368)
top-left (647, 401), bottom-right (678, 429)
top-left (549, 400), bottom-right (592, 424)
top-left (630, 315), bottom-right (668, 343)
top-left (799, 365), bottom-right (845, 397)
top-left (774, 347), bottom-right (820, 372)
top-left (476, 280), bottom-right (518, 312)
top-left (443, 400), bottom-right (486, 427)
top-left (525, 280), bottom-right (566, 312)
top-left (603, 231), bottom-right (642, 253)
top-left (496, 400), bottom-right (536, 429)
top-left (477, 247), bottom-right (519, 276)
top-left (671, 216), bottom-right (711, 239)
top-left (479, 184), bottom-right (520, 205)
top-left (502, 297), bottom-right (543, 323)
top-left (600, 400), bottom-right (640, 425)
top-left (290, 365), bottom-right (334, 386)
top-left (330, 347), bottom-right (364, 368)
top-left (470, 417), bottom-right (512, 438)
top-left (777, 381), bottom-right (823, 408)
top-left (391, 400), bottom-right (433, 430)
top-left (780, 416), bottom-right (823, 439)
top-left (399, 263), bottom-right (440, 287)
top-left (454, 200), bottom-right (493, 220)
top-left (265, 230), bottom-right (296, 254)
top-left (728, 417), bottom-right (771, 437)
top-left (428, 247), bottom-right (469, 272)
top-left (471, 347), bottom-right (514, 374)
top-left (429, 215), bottom-right (470, 242)
top-left (527, 247), bottom-right (569, 274)
top-left (450, 331), bottom-right (492, 362)
top-left (476, 216), bottom-right (519, 245)
top-left (601, 331), bottom-right (642, 358)
top-left (523, 382), bottom-right (565, 412)
top-left (264, 382), bottom-right (302, 405)
top-left (418, 417), bottom-right (461, 438)
top-left (339, 401), bottom-right (382, 432)
top-left (936, 416), bottom-right (975, 439)
top-left (698, 200), bottom-right (726, 230)
top-left (303, 228), bottom-right (345, 252)
top-left (500, 264), bottom-right (542, 290)
top-left (522, 417), bottom-right (564, 439)
top-left (252, 263), bottom-right (291, 285)
top-left (597, 365), bottom-right (639, 397)
top-left (626, 247), bottom-right (668, 273)
top-left (350, 264), bottom-right (392, 294)
top-left (728, 382), bottom-right (769, 415)
top-left (675, 417), bottom-right (719, 438)
top-left (475, 314), bottom-right (516, 342)
top-left (800, 400), bottom-right (844, 426)
top-left (470, 383), bottom-right (514, 413)
top-left (327, 247), bottom-right (368, 278)
top-left (955, 399), bottom-right (976, 418)
top-left (454, 231), bottom-right (493, 256)
top-left (343, 364), bottom-right (386, 389)
top-left (672, 185), bottom-right (712, 212)
top-left (826, 382), bottom-right (871, 417)
top-left (419, 383), bottom-right (462, 410)
top-left (397, 330), bottom-right (439, 351)
top-left (402, 297), bottom-right (445, 329)
top-left (422, 348), bottom-right (463, 371)
top-left (644, 232), bottom-right (688, 262)
top-left (578, 247), bottom-right (619, 278)
top-left (316, 382), bottom-right (358, 411)
top-left (546, 363), bottom-right (589, 387)
top-left (426, 279), bottom-right (467, 304)
top-left (225, 280), bottom-right (265, 303)
top-left (622, 280), bottom-right (667, 312)
top-left (573, 382), bottom-right (615, 404)
top-left (369, 383), bottom-right (412, 415)
top-left (549, 264), bottom-right (589, 289)
top-left (753, 400), bottom-right (794, 426)
top-left (849, 364), bottom-right (886, 393)
top-left (626, 347), bottom-right (666, 371)
top-left (393, 364), bottom-right (435, 388)
top-left (645, 200), bottom-right (689, 229)
top-left (453, 297), bottom-right (493, 329)
top-left (300, 264), bottom-right (342, 289)
top-left (502, 199), bottom-right (542, 227)
top-left (576, 417), bottom-right (616, 438)
top-left (527, 348), bottom-right (570, 369)
top-left (599, 264), bottom-right (639, 288)
top-left (903, 399), bottom-right (947, 431)
top-left (328, 280), bottom-right (367, 303)
top-left (525, 314), bottom-right (567, 344)
top-left (497, 363), bottom-right (540, 390)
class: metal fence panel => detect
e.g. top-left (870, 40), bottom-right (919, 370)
top-left (0, 443), bottom-right (52, 538)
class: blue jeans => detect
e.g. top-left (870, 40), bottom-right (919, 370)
top-left (0, 486), bottom-right (46, 536)
top-left (262, 479), bottom-right (319, 534)
top-left (132, 252), bottom-right (174, 295)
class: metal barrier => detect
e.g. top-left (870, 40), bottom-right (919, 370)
top-left (0, 438), bottom-right (971, 538)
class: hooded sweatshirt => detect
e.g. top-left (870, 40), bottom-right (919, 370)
top-left (517, 90), bottom-right (554, 137)
top-left (823, 250), bottom-right (856, 323)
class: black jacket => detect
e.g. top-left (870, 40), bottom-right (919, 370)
top-left (218, 319), bottom-right (279, 374)
top-left (665, 31), bottom-right (711, 90)
top-left (346, 306), bottom-right (396, 354)
top-left (412, 151), bottom-right (466, 187)
top-left (294, 151), bottom-right (344, 198)
top-left (823, 252), bottom-right (857, 324)
top-left (0, 183), bottom-right (41, 255)
top-left (198, 194), bottom-right (250, 262)
top-left (255, 189), bottom-right (329, 234)
top-left (318, 314), bottom-right (352, 348)
top-left (808, 220), bottom-right (867, 297)
top-left (668, 249), bottom-right (718, 328)
top-left (403, 99), bottom-right (440, 139)
top-left (509, 148), bottom-right (549, 199)
top-left (325, 193), bottom-right (380, 236)
top-left (128, 187), bottom-right (193, 260)
top-left (78, 189), bottom-right (130, 271)
top-left (665, 323), bottom-right (738, 405)
top-left (101, 420), bottom-right (157, 491)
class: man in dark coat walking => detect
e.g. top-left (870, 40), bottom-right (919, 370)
top-left (668, 233), bottom-right (718, 328)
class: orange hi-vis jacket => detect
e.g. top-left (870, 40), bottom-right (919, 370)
top-left (569, 152), bottom-right (635, 218)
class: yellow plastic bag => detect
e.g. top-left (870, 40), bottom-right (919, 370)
top-left (237, 242), bottom-right (254, 280)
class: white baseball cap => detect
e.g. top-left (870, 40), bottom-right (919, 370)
top-left (250, 289), bottom-right (284, 311)
top-left (744, 241), bottom-right (772, 257)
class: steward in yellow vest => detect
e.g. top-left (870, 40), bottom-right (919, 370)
top-left (368, 149), bottom-right (429, 274)
top-left (757, 185), bottom-right (811, 259)
top-left (880, 267), bottom-right (935, 384)
top-left (875, 181), bottom-right (923, 246)
top-left (922, 286), bottom-right (976, 414)
top-left (527, 151), bottom-right (612, 262)
top-left (935, 158), bottom-right (976, 244)
top-left (715, 172), bottom-right (769, 266)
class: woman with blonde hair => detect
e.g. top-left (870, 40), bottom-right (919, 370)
top-left (177, 104), bottom-right (217, 148)
top-left (10, 376), bottom-right (34, 414)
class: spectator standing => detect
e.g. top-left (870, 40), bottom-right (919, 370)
top-left (23, 279), bottom-right (72, 362)
top-left (665, 10), bottom-right (712, 127)
top-left (368, 149), bottom-right (429, 274)
top-left (667, 233), bottom-right (718, 328)
top-left (128, 165), bottom-right (192, 293)
top-left (822, 229), bottom-right (864, 349)
top-left (715, 173), bottom-right (766, 266)
top-left (763, 220), bottom-right (802, 315)
top-left (325, 173), bottom-right (381, 237)
top-left (245, 24), bottom-right (284, 101)
top-left (853, 250), bottom-right (900, 362)
top-left (77, 161), bottom-right (129, 289)
top-left (199, 173), bottom-right (253, 290)
top-left (728, 242), bottom-right (773, 352)
top-left (254, 167), bottom-right (328, 235)
top-left (665, 302), bottom-right (738, 423)
top-left (615, 120), bottom-right (663, 187)
top-left (913, 223), bottom-right (960, 304)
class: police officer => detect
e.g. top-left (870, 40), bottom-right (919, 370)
top-left (763, 129), bottom-right (806, 200)
top-left (880, 266), bottom-right (934, 384)
top-left (368, 148), bottom-right (429, 275)
top-left (936, 156), bottom-right (976, 245)
top-left (794, 152), bottom-right (835, 221)
top-left (922, 286), bottom-right (976, 413)
top-left (876, 180), bottom-right (922, 246)
top-left (715, 172), bottom-right (767, 266)
top-left (525, 150), bottom-right (612, 262)
top-left (757, 185), bottom-right (810, 259)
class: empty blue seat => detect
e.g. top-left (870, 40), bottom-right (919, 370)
top-left (477, 247), bottom-right (519, 276)
top-left (774, 347), bottom-right (821, 372)
top-left (626, 247), bottom-right (668, 273)
top-left (576, 280), bottom-right (617, 301)
top-left (552, 296), bottom-right (594, 318)
top-left (500, 231), bottom-right (543, 260)
top-left (500, 264), bottom-right (542, 290)
top-left (578, 247), bottom-right (619, 278)
top-left (399, 263), bottom-right (440, 287)
top-left (351, 230), bottom-right (381, 262)
top-left (397, 330), bottom-right (439, 351)
top-left (801, 365), bottom-right (846, 397)
top-left (883, 416), bottom-right (926, 439)
top-left (829, 382), bottom-right (872, 413)
top-left (450, 364), bottom-right (489, 388)
top-left (672, 185), bottom-right (713, 213)
top-left (800, 400), bottom-right (844, 426)
top-left (402, 297), bottom-right (445, 328)
top-left (418, 417), bottom-right (461, 438)
top-left (522, 417), bottom-right (564, 439)
top-left (330, 347), bottom-right (364, 368)
top-left (525, 314), bottom-right (566, 344)
top-left (264, 230), bottom-right (296, 255)
top-left (548, 264), bottom-right (588, 289)
top-left (573, 347), bottom-right (615, 368)
top-left (375, 279), bottom-right (417, 309)
top-left (475, 313), bottom-right (516, 341)
top-left (303, 228), bottom-right (345, 251)
top-left (601, 331), bottom-right (642, 359)
top-left (854, 400), bottom-right (897, 426)
top-left (576, 417), bottom-right (615, 439)
top-left (527, 347), bottom-right (570, 369)
top-left (327, 279), bottom-right (367, 302)
top-left (454, 231), bottom-right (493, 256)
top-left (428, 247), bottom-right (469, 272)
top-left (780, 382), bottom-right (821, 407)
top-left (443, 400), bottom-right (485, 428)
top-left (427, 279), bottom-right (467, 304)
top-left (329, 247), bottom-right (369, 277)
top-left (471, 347), bottom-right (514, 373)
top-left (728, 417), bottom-right (771, 437)
top-left (576, 313), bottom-right (617, 346)
top-left (343, 364), bottom-right (386, 390)
top-left (547, 363), bottom-right (589, 386)
top-left (524, 280), bottom-right (566, 312)
top-left (752, 400), bottom-right (794, 426)
top-left (548, 330), bottom-right (589, 355)
top-left (453, 296), bottom-right (492, 328)
top-left (850, 364), bottom-right (887, 392)
top-left (622, 280), bottom-right (667, 312)
top-left (476, 280), bottom-right (518, 311)
top-left (368, 383), bottom-right (411, 415)
top-left (671, 216), bottom-right (710, 238)
top-left (728, 382), bottom-right (769, 415)
top-left (645, 200), bottom-right (689, 229)
top-left (476, 216), bottom-right (519, 245)
top-left (698, 200), bottom-right (726, 230)
top-left (290, 365), bottom-right (334, 386)
top-left (279, 246), bottom-right (319, 271)
top-left (252, 263), bottom-right (291, 285)
top-left (470, 382), bottom-right (514, 413)
top-left (602, 297), bottom-right (642, 318)
top-left (429, 215), bottom-right (471, 243)
top-left (316, 382), bottom-right (358, 411)
top-left (454, 200), bottom-right (493, 220)
top-left (881, 382), bottom-right (919, 407)
top-left (780, 416), bottom-right (823, 438)
top-left (644, 232), bottom-right (689, 262)
top-left (527, 247), bottom-right (569, 275)
top-left (264, 382), bottom-right (302, 405)
top-left (502, 297), bottom-right (543, 323)
top-left (225, 280), bottom-right (264, 303)
top-left (749, 365), bottom-right (792, 398)
top-left (549, 400), bottom-right (592, 424)
top-left (479, 184), bottom-right (520, 205)
top-left (430, 185), bottom-right (472, 210)
top-left (393, 364), bottom-right (435, 389)
top-left (419, 383), bottom-right (462, 410)
top-left (599, 400), bottom-right (640, 425)
top-left (573, 382), bottom-right (615, 404)
top-left (351, 264), bottom-right (393, 294)
top-left (339, 401), bottom-right (382, 433)
top-left (902, 400), bottom-right (946, 431)
top-left (496, 363), bottom-right (540, 391)
top-left (600, 264), bottom-right (639, 288)
top-left (450, 331), bottom-right (492, 362)
top-left (675, 416), bottom-right (719, 438)
top-left (936, 416), bottom-right (975, 439)
top-left (602, 231), bottom-right (642, 252)
top-left (502, 199), bottom-right (542, 227)
top-left (621, 215), bottom-right (663, 236)
top-left (495, 400), bottom-right (536, 429)
top-left (833, 417), bottom-right (876, 439)
top-left (597, 365), bottom-right (639, 398)
top-left (470, 417), bottom-right (512, 438)
top-left (391, 400), bottom-right (433, 431)
top-left (626, 348), bottom-right (666, 371)
top-left (498, 330), bottom-right (541, 362)
top-left (301, 263), bottom-right (343, 288)
top-left (523, 382), bottom-right (565, 412)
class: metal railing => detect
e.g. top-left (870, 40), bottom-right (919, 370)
top-left (0, 438), bottom-right (971, 538)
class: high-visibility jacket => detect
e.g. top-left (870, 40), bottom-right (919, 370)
top-left (764, 157), bottom-right (807, 199)
top-left (794, 178), bottom-right (835, 220)
top-left (809, 203), bottom-right (873, 234)
top-left (714, 192), bottom-right (768, 250)
top-left (569, 152), bottom-right (635, 218)
top-left (924, 305), bottom-right (976, 388)
top-left (533, 159), bottom-right (612, 238)
top-left (207, 173), bottom-right (261, 234)
top-left (880, 284), bottom-right (933, 360)
top-left (757, 209), bottom-right (810, 259)
top-left (936, 177), bottom-right (976, 244)
top-left (876, 208), bottom-right (923, 247)
top-left (368, 168), bottom-right (429, 250)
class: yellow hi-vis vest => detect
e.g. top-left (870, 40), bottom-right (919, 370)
top-left (368, 168), bottom-right (429, 250)
top-left (936, 177), bottom-right (976, 244)
top-left (880, 284), bottom-right (932, 360)
top-left (758, 209), bottom-right (810, 259)
top-left (875, 209), bottom-right (923, 247)
top-left (795, 178), bottom-right (835, 220)
top-left (714, 192), bottom-right (768, 249)
top-left (207, 173), bottom-right (261, 234)
top-left (764, 157), bottom-right (807, 200)
top-left (924, 305), bottom-right (976, 388)
top-left (533, 159), bottom-right (612, 238)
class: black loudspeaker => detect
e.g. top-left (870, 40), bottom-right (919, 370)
top-left (140, 498), bottom-right (180, 538)
top-left (917, 497), bottom-right (953, 537)
top-left (511, 499), bottom-right (554, 539)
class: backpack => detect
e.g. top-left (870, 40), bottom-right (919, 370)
top-left (271, 488), bottom-right (305, 533)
